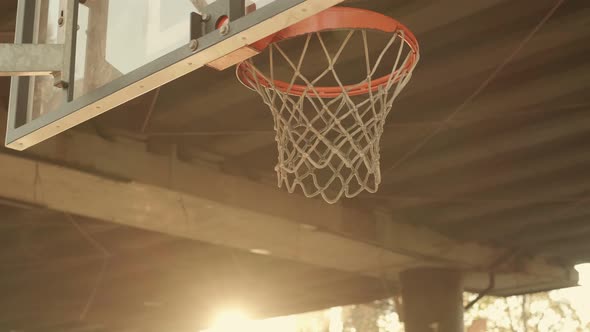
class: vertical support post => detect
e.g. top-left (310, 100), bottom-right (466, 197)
top-left (7, 0), bottom-right (37, 132)
top-left (227, 0), bottom-right (246, 23)
top-left (400, 268), bottom-right (464, 332)
top-left (54, 0), bottom-right (79, 101)
top-left (190, 12), bottom-right (204, 42)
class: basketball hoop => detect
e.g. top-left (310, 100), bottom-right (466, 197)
top-left (236, 7), bottom-right (420, 203)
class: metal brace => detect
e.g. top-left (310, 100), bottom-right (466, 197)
top-left (189, 0), bottom-right (260, 71)
top-left (0, 0), bottom-right (79, 94)
top-left (1, 0), bottom-right (247, 78)
top-left (189, 0), bottom-right (246, 42)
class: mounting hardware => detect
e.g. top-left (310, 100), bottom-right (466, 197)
top-left (54, 81), bottom-right (69, 89)
top-left (220, 24), bottom-right (230, 35)
top-left (53, 77), bottom-right (69, 88)
top-left (200, 0), bottom-right (245, 35)
top-left (190, 12), bottom-right (203, 41)
top-left (52, 71), bottom-right (68, 88)
top-left (189, 39), bottom-right (199, 51)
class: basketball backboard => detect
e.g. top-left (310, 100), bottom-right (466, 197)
top-left (2, 0), bottom-right (344, 150)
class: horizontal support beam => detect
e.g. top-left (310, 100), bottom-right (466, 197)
top-left (0, 109), bottom-right (576, 295)
top-left (0, 126), bottom-right (572, 293)
top-left (0, 44), bottom-right (63, 76)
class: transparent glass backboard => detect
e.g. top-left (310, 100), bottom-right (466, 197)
top-left (74, 0), bottom-right (196, 99)
top-left (74, 0), bottom-right (281, 99)
top-left (6, 0), bottom-right (344, 150)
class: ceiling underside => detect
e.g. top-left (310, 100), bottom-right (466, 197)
top-left (0, 0), bottom-right (589, 331)
top-left (94, 0), bottom-right (590, 262)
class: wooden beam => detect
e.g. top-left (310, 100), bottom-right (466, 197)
top-left (0, 129), bottom-right (573, 292)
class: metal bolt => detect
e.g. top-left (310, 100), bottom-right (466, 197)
top-left (54, 80), bottom-right (69, 89)
top-left (58, 17), bottom-right (64, 26)
top-left (220, 24), bottom-right (230, 36)
top-left (201, 13), bottom-right (210, 22)
top-left (189, 39), bottom-right (199, 51)
top-left (52, 72), bottom-right (68, 89)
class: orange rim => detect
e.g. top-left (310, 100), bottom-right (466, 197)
top-left (236, 7), bottom-right (419, 98)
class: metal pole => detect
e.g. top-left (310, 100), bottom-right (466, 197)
top-left (54, 0), bottom-right (79, 97)
top-left (400, 268), bottom-right (464, 332)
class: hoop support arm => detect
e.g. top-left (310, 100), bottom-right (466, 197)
top-left (0, 44), bottom-right (64, 76)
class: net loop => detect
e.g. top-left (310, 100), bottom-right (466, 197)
top-left (237, 7), bottom-right (419, 203)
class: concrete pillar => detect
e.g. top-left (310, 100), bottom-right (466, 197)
top-left (400, 268), bottom-right (464, 332)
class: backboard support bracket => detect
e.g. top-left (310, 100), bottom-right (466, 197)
top-left (0, 0), bottom-right (78, 90)
top-left (202, 0), bottom-right (247, 33)
top-left (198, 0), bottom-right (261, 70)
top-left (190, 12), bottom-right (204, 42)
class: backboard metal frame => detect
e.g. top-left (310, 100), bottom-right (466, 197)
top-left (4, 0), bottom-right (344, 150)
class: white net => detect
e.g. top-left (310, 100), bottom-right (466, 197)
top-left (238, 28), bottom-right (418, 203)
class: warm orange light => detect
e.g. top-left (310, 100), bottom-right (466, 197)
top-left (576, 263), bottom-right (590, 286)
top-left (207, 309), bottom-right (251, 332)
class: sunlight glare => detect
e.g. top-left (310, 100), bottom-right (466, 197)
top-left (202, 309), bottom-right (299, 332)
top-left (208, 309), bottom-right (251, 332)
top-left (576, 263), bottom-right (590, 286)
top-left (553, 263), bottom-right (590, 326)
